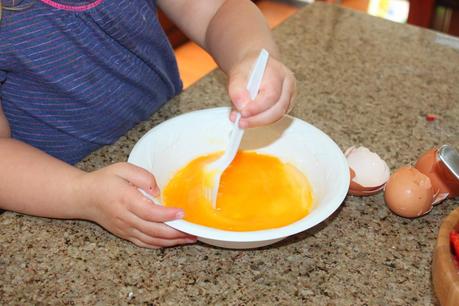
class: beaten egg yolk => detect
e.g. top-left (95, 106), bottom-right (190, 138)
top-left (163, 151), bottom-right (313, 231)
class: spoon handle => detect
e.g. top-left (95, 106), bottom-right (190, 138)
top-left (247, 49), bottom-right (270, 100)
top-left (223, 49), bottom-right (270, 165)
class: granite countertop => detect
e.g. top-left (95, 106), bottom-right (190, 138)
top-left (1, 3), bottom-right (459, 305)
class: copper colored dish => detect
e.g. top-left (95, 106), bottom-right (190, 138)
top-left (433, 207), bottom-right (459, 306)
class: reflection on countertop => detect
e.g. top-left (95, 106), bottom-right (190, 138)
top-left (1, 2), bottom-right (459, 305)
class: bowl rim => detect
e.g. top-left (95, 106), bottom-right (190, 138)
top-left (129, 107), bottom-right (350, 242)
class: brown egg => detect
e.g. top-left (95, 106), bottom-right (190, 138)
top-left (384, 166), bottom-right (434, 218)
top-left (415, 148), bottom-right (459, 203)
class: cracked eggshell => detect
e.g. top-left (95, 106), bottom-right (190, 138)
top-left (384, 166), bottom-right (434, 218)
top-left (345, 146), bottom-right (390, 196)
top-left (415, 148), bottom-right (459, 203)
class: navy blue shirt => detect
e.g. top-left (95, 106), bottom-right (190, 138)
top-left (0, 0), bottom-right (182, 164)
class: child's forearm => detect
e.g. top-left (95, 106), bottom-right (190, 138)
top-left (205, 0), bottom-right (279, 74)
top-left (158, 0), bottom-right (279, 75)
top-left (0, 138), bottom-right (197, 248)
top-left (0, 138), bottom-right (88, 219)
top-left (0, 100), bottom-right (10, 137)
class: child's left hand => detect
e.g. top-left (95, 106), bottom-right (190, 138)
top-left (228, 51), bottom-right (296, 128)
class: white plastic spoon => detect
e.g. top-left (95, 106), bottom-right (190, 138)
top-left (205, 49), bottom-right (270, 208)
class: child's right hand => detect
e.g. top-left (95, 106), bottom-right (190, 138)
top-left (77, 162), bottom-right (196, 248)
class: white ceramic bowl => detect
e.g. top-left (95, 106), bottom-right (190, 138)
top-left (128, 107), bottom-right (349, 249)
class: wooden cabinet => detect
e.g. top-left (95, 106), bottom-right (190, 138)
top-left (408, 0), bottom-right (459, 36)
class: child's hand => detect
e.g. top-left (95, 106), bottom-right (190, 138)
top-left (228, 51), bottom-right (296, 128)
top-left (78, 163), bottom-right (196, 248)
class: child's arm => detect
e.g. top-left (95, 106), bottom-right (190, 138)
top-left (0, 99), bottom-right (9, 137)
top-left (158, 0), bottom-right (296, 128)
top-left (0, 106), bottom-right (195, 248)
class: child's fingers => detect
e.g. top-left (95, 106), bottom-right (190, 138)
top-left (130, 225), bottom-right (194, 242)
top-left (229, 110), bottom-right (239, 122)
top-left (110, 162), bottom-right (160, 196)
top-left (130, 230), bottom-right (197, 248)
top-left (240, 76), bottom-right (294, 128)
top-left (128, 215), bottom-right (194, 240)
top-left (228, 70), bottom-right (251, 111)
top-left (127, 189), bottom-right (185, 223)
top-left (129, 238), bottom-right (161, 249)
top-left (239, 75), bottom-right (282, 118)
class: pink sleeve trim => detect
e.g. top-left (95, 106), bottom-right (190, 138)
top-left (39, 0), bottom-right (104, 12)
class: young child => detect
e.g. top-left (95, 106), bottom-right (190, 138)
top-left (0, 0), bottom-right (296, 248)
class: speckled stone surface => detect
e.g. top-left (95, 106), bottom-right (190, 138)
top-left (1, 3), bottom-right (459, 305)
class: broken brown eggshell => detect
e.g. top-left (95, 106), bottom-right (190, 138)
top-left (345, 146), bottom-right (390, 196)
top-left (383, 146), bottom-right (459, 218)
top-left (415, 148), bottom-right (459, 204)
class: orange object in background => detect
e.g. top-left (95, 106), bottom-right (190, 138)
top-left (163, 151), bottom-right (313, 231)
top-left (323, 0), bottom-right (370, 12)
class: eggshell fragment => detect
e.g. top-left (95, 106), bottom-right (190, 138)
top-left (384, 166), bottom-right (434, 218)
top-left (348, 168), bottom-right (386, 196)
top-left (415, 148), bottom-right (459, 203)
top-left (345, 146), bottom-right (390, 196)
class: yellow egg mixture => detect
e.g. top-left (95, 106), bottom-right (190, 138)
top-left (163, 151), bottom-right (313, 231)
